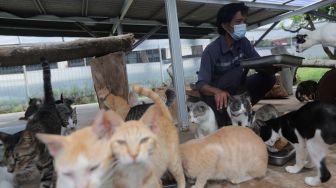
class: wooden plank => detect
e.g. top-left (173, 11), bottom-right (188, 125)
top-left (91, 52), bottom-right (129, 117)
top-left (0, 34), bottom-right (134, 67)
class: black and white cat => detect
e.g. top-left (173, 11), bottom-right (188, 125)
top-left (295, 80), bottom-right (318, 102)
top-left (227, 92), bottom-right (253, 127)
top-left (255, 102), bottom-right (336, 186)
top-left (187, 101), bottom-right (218, 138)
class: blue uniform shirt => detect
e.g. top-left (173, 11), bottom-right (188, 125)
top-left (196, 35), bottom-right (260, 94)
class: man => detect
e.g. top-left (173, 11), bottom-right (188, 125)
top-left (196, 3), bottom-right (276, 126)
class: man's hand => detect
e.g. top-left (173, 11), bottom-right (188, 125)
top-left (214, 90), bottom-right (230, 110)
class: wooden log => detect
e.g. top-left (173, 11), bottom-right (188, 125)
top-left (301, 59), bottom-right (336, 68)
top-left (91, 52), bottom-right (129, 115)
top-left (0, 34), bottom-right (134, 67)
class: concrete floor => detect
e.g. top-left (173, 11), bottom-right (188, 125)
top-left (1, 97), bottom-right (336, 188)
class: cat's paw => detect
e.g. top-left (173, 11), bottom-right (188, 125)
top-left (304, 176), bottom-right (321, 186)
top-left (285, 165), bottom-right (302, 174)
top-left (304, 160), bottom-right (315, 169)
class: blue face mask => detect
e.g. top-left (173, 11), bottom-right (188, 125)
top-left (229, 24), bottom-right (247, 40)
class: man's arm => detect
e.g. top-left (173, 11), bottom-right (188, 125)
top-left (200, 84), bottom-right (229, 110)
top-left (196, 50), bottom-right (229, 109)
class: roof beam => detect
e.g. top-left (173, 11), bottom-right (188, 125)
top-left (82, 0), bottom-right (89, 16)
top-left (132, 26), bottom-right (162, 49)
top-left (111, 0), bottom-right (134, 35)
top-left (248, 0), bottom-right (335, 30)
top-left (253, 21), bottom-right (279, 47)
top-left (148, 5), bottom-right (165, 19)
top-left (74, 22), bottom-right (97, 37)
top-left (308, 10), bottom-right (336, 22)
top-left (33, 0), bottom-right (47, 14)
top-left (179, 0), bottom-right (300, 11)
top-left (283, 0), bottom-right (295, 5)
top-left (179, 4), bottom-right (205, 21)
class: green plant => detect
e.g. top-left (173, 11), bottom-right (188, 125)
top-left (296, 68), bottom-right (330, 83)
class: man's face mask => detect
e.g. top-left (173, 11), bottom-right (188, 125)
top-left (229, 23), bottom-right (247, 40)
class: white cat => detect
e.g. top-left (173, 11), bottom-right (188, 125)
top-left (188, 101), bottom-right (218, 138)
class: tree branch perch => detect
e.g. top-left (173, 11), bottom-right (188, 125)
top-left (0, 34), bottom-right (135, 67)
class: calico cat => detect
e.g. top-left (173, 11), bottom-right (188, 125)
top-left (295, 80), bottom-right (318, 102)
top-left (106, 85), bottom-right (185, 188)
top-left (19, 98), bottom-right (42, 120)
top-left (255, 101), bottom-right (336, 186)
top-left (180, 126), bottom-right (267, 188)
top-left (0, 58), bottom-right (73, 188)
top-left (227, 92), bottom-right (253, 127)
top-left (187, 101), bottom-right (218, 138)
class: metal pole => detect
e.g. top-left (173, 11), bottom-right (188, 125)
top-left (158, 40), bottom-right (164, 83)
top-left (164, 0), bottom-right (189, 130)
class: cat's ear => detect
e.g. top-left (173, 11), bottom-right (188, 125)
top-left (36, 133), bottom-right (66, 157)
top-left (140, 106), bottom-right (160, 133)
top-left (0, 132), bottom-right (10, 142)
top-left (92, 110), bottom-right (124, 139)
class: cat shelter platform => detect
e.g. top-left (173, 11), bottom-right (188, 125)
top-left (240, 54), bottom-right (304, 69)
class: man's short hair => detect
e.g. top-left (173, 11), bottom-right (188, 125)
top-left (216, 3), bottom-right (249, 35)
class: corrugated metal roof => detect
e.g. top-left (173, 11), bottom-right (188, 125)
top-left (0, 0), bottom-right (331, 39)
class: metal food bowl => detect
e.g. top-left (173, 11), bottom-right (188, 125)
top-left (268, 144), bottom-right (295, 166)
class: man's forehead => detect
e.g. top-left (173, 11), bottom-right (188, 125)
top-left (233, 11), bottom-right (246, 20)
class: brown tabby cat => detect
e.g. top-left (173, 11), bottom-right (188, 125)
top-left (105, 85), bottom-right (185, 188)
top-left (180, 126), bottom-right (268, 188)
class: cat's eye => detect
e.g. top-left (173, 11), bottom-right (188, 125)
top-left (140, 137), bottom-right (150, 144)
top-left (116, 140), bottom-right (126, 145)
top-left (88, 164), bottom-right (100, 172)
top-left (63, 172), bottom-right (74, 178)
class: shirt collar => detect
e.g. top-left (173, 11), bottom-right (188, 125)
top-left (220, 35), bottom-right (242, 54)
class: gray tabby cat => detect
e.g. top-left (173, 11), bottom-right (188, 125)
top-left (0, 58), bottom-right (73, 188)
top-left (251, 104), bottom-right (280, 152)
top-left (227, 92), bottom-right (253, 127)
top-left (188, 101), bottom-right (218, 138)
top-left (252, 104), bottom-right (280, 130)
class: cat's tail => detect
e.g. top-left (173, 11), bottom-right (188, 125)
top-left (41, 57), bottom-right (55, 106)
top-left (132, 85), bottom-right (173, 121)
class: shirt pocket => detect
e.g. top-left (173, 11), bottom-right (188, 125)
top-left (214, 58), bottom-right (231, 74)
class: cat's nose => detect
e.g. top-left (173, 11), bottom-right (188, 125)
top-left (130, 153), bottom-right (138, 161)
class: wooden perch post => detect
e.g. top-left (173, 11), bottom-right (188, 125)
top-left (0, 34), bottom-right (134, 67)
top-left (91, 52), bottom-right (130, 116)
top-left (302, 59), bottom-right (336, 68)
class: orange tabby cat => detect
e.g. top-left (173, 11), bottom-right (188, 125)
top-left (105, 85), bottom-right (185, 188)
top-left (36, 110), bottom-right (118, 188)
top-left (97, 87), bottom-right (130, 119)
top-left (152, 85), bottom-right (178, 124)
top-left (180, 126), bottom-right (268, 188)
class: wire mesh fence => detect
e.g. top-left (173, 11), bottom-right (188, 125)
top-left (0, 45), bottom-right (204, 114)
